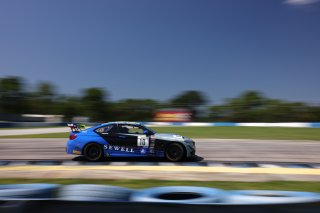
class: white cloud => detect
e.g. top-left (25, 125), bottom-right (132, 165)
top-left (284, 0), bottom-right (320, 5)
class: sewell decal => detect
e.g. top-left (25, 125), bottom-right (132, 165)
top-left (104, 145), bottom-right (134, 153)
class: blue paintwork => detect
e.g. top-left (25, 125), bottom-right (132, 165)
top-left (66, 122), bottom-right (196, 159)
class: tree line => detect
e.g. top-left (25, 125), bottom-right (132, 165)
top-left (0, 76), bottom-right (319, 122)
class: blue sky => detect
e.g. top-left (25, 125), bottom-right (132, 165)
top-left (0, 0), bottom-right (319, 104)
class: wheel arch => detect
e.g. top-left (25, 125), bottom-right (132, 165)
top-left (81, 141), bottom-right (103, 155)
top-left (164, 141), bottom-right (188, 159)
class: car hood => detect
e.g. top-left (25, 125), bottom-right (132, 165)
top-left (153, 133), bottom-right (186, 142)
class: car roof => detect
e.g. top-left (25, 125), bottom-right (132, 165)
top-left (98, 121), bottom-right (142, 127)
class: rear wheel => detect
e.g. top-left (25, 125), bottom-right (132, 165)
top-left (165, 143), bottom-right (185, 162)
top-left (84, 143), bottom-right (103, 161)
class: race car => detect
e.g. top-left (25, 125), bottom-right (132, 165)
top-left (66, 122), bottom-right (196, 162)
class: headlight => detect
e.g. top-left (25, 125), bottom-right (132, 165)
top-left (185, 140), bottom-right (195, 148)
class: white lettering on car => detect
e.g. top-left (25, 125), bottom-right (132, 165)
top-left (103, 145), bottom-right (134, 153)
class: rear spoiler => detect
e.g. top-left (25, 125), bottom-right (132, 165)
top-left (67, 123), bottom-right (86, 133)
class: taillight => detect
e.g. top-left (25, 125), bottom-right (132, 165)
top-left (69, 134), bottom-right (77, 140)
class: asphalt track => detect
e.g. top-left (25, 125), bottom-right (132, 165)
top-left (0, 138), bottom-right (319, 163)
top-left (1, 138), bottom-right (320, 181)
top-left (0, 127), bottom-right (68, 136)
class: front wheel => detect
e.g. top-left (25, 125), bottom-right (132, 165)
top-left (165, 143), bottom-right (185, 162)
top-left (84, 143), bottom-right (103, 161)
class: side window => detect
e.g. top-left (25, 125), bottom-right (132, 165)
top-left (107, 124), bottom-right (147, 135)
top-left (112, 125), bottom-right (145, 134)
top-left (120, 125), bottom-right (130, 134)
top-left (95, 125), bottom-right (114, 134)
top-left (127, 125), bottom-right (144, 134)
top-left (109, 125), bottom-right (129, 134)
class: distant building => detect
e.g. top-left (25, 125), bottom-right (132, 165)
top-left (21, 114), bottom-right (64, 122)
top-left (154, 108), bottom-right (192, 122)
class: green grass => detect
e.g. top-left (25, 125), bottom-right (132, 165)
top-left (1, 126), bottom-right (320, 140)
top-left (0, 132), bottom-right (70, 138)
top-left (0, 126), bottom-right (61, 130)
top-left (0, 179), bottom-right (320, 191)
top-left (153, 127), bottom-right (320, 140)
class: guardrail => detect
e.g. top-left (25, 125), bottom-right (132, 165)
top-left (1, 122), bottom-right (320, 128)
top-left (1, 184), bottom-right (320, 213)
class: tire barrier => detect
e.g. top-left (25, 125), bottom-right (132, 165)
top-left (58, 184), bottom-right (135, 202)
top-left (224, 190), bottom-right (320, 205)
top-left (0, 184), bottom-right (58, 213)
top-left (130, 186), bottom-right (226, 203)
top-left (1, 184), bottom-right (320, 213)
top-left (0, 200), bottom-right (27, 213)
top-left (130, 187), bottom-right (320, 205)
top-left (0, 184), bottom-right (59, 200)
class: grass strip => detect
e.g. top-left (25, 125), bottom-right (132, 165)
top-left (0, 179), bottom-right (320, 191)
top-left (1, 126), bottom-right (319, 140)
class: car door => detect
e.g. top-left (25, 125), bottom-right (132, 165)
top-left (98, 124), bottom-right (150, 156)
top-left (126, 125), bottom-right (150, 155)
top-left (95, 124), bottom-right (119, 144)
top-left (104, 124), bottom-right (136, 146)
top-left (107, 124), bottom-right (141, 156)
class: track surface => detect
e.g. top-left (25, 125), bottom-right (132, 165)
top-left (0, 138), bottom-right (319, 163)
top-left (0, 127), bottom-right (68, 136)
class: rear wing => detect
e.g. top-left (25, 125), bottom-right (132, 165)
top-left (67, 123), bottom-right (86, 133)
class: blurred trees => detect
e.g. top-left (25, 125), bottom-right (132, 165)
top-left (81, 88), bottom-right (110, 122)
top-left (0, 76), bottom-right (319, 122)
top-left (209, 91), bottom-right (320, 122)
top-left (111, 99), bottom-right (159, 121)
top-left (54, 96), bottom-right (82, 122)
top-left (0, 76), bottom-right (26, 114)
top-left (170, 90), bottom-right (207, 120)
top-left (170, 90), bottom-right (207, 109)
top-left (27, 82), bottom-right (57, 114)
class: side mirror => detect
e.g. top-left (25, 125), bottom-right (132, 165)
top-left (144, 130), bottom-right (154, 136)
top-left (144, 130), bottom-right (152, 135)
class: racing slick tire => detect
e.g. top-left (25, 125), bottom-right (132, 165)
top-left (165, 143), bottom-right (185, 162)
top-left (58, 184), bottom-right (135, 201)
top-left (83, 143), bottom-right (103, 161)
top-left (0, 184), bottom-right (59, 199)
top-left (130, 186), bottom-right (226, 203)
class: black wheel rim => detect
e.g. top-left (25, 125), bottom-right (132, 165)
top-left (168, 145), bottom-right (182, 161)
top-left (87, 145), bottom-right (101, 160)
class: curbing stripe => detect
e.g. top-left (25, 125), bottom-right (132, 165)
top-left (1, 160), bottom-right (320, 169)
top-left (8, 161), bottom-right (29, 166)
top-left (109, 162), bottom-right (130, 166)
top-left (258, 164), bottom-right (283, 168)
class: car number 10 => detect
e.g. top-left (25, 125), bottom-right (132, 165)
top-left (137, 135), bottom-right (149, 147)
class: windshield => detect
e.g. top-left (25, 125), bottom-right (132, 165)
top-left (143, 125), bottom-right (156, 135)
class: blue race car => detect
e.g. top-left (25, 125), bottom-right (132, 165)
top-left (66, 122), bottom-right (196, 162)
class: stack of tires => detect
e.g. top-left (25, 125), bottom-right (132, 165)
top-left (0, 184), bottom-right (58, 213)
top-left (58, 184), bottom-right (135, 202)
top-left (129, 186), bottom-right (320, 213)
top-left (1, 184), bottom-right (320, 213)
